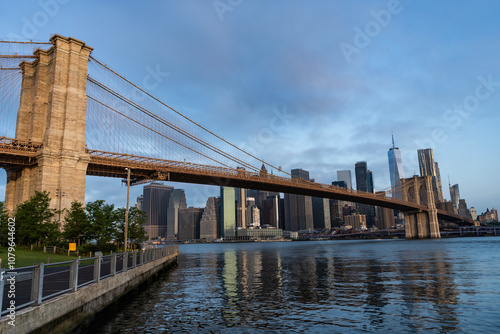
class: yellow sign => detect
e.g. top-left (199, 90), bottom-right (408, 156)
top-left (69, 243), bottom-right (77, 251)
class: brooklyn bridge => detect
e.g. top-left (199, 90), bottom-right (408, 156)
top-left (0, 35), bottom-right (472, 239)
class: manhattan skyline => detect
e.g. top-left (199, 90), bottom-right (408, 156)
top-left (0, 1), bottom-right (499, 213)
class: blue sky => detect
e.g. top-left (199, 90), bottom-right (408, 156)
top-left (1, 0), bottom-right (499, 214)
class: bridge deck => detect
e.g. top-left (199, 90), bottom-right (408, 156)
top-left (0, 138), bottom-right (471, 224)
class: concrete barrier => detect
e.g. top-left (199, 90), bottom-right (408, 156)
top-left (0, 250), bottom-right (178, 334)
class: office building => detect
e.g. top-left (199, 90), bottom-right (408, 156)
top-left (142, 182), bottom-right (173, 240)
top-left (387, 136), bottom-right (404, 199)
top-left (135, 195), bottom-right (143, 211)
top-left (337, 170), bottom-right (352, 190)
top-left (199, 197), bottom-right (221, 241)
top-left (246, 197), bottom-right (256, 227)
top-left (478, 209), bottom-right (497, 224)
top-left (355, 162), bottom-right (369, 192)
top-left (458, 199), bottom-right (472, 220)
top-left (492, 208), bottom-right (498, 222)
top-left (376, 206), bottom-right (395, 230)
top-left (247, 189), bottom-right (280, 210)
top-left (375, 192), bottom-right (395, 229)
top-left (220, 186), bottom-right (236, 238)
top-left (435, 162), bottom-right (444, 201)
top-left (237, 228), bottom-right (283, 240)
top-left (355, 162), bottom-right (376, 227)
top-left (344, 213), bottom-right (367, 230)
top-left (450, 184), bottom-right (460, 209)
top-left (178, 207), bottom-right (204, 240)
top-left (470, 207), bottom-right (478, 221)
top-left (236, 188), bottom-right (247, 229)
top-left (261, 194), bottom-right (280, 228)
top-left (251, 206), bottom-right (261, 228)
top-left (417, 148), bottom-right (444, 202)
top-left (284, 168), bottom-right (314, 231)
top-left (279, 198), bottom-right (286, 230)
top-left (166, 189), bottom-right (187, 239)
top-left (330, 181), bottom-right (347, 227)
top-left (312, 197), bottom-right (331, 230)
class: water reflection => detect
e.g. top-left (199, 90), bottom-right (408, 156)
top-left (87, 238), bottom-right (500, 333)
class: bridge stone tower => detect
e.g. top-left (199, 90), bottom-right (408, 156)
top-left (5, 35), bottom-right (92, 213)
top-left (401, 175), bottom-right (441, 239)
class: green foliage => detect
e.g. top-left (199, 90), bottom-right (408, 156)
top-left (63, 201), bottom-right (89, 246)
top-left (115, 207), bottom-right (148, 249)
top-left (0, 201), bottom-right (9, 246)
top-left (79, 242), bottom-right (117, 255)
top-left (1, 193), bottom-right (148, 251)
top-left (85, 200), bottom-right (117, 246)
top-left (15, 191), bottom-right (60, 246)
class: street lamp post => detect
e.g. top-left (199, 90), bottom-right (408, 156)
top-left (56, 188), bottom-right (65, 222)
top-left (124, 168), bottom-right (131, 251)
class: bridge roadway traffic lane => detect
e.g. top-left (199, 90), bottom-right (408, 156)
top-left (2, 257), bottom-right (125, 313)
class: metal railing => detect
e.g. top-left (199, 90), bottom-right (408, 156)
top-left (0, 245), bottom-right (178, 317)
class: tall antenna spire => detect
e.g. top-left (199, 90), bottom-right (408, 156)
top-left (392, 133), bottom-right (395, 149)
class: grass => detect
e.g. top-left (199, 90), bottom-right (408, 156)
top-left (0, 247), bottom-right (80, 269)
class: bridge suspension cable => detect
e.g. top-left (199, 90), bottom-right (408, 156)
top-left (87, 77), bottom-right (261, 173)
top-left (0, 43), bottom-right (27, 137)
top-left (86, 94), bottom-right (242, 170)
top-left (87, 56), bottom-right (295, 178)
top-left (0, 40), bottom-right (52, 44)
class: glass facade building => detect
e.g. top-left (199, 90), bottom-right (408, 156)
top-left (388, 140), bottom-right (404, 199)
top-left (220, 186), bottom-right (236, 238)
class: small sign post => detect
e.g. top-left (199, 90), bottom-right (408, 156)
top-left (69, 243), bottom-right (77, 255)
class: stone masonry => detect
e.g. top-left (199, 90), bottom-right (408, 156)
top-left (401, 175), bottom-right (441, 239)
top-left (4, 35), bottom-right (92, 214)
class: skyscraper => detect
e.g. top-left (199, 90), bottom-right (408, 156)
top-left (376, 191), bottom-right (395, 229)
top-left (458, 199), bottom-right (472, 220)
top-left (199, 197), bottom-right (221, 241)
top-left (312, 197), bottom-right (331, 230)
top-left (261, 194), bottom-right (280, 228)
top-left (355, 162), bottom-right (376, 227)
top-left (470, 207), bottom-right (478, 221)
top-left (330, 181), bottom-right (347, 227)
top-left (220, 186), bottom-right (236, 238)
top-left (142, 182), bottom-right (174, 240)
top-left (337, 170), bottom-right (352, 190)
top-left (449, 184), bottom-right (460, 209)
top-left (178, 207), bottom-right (204, 240)
top-left (236, 188), bottom-right (247, 229)
top-left (435, 162), bottom-right (444, 202)
top-left (166, 189), bottom-right (187, 239)
top-left (284, 168), bottom-right (314, 231)
top-left (355, 162), bottom-right (368, 192)
top-left (417, 148), bottom-right (444, 202)
top-left (388, 136), bottom-right (404, 199)
top-left (135, 195), bottom-right (143, 211)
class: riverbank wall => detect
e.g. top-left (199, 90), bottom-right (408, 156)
top-left (0, 249), bottom-right (178, 334)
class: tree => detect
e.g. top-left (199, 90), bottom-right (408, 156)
top-left (0, 201), bottom-right (9, 246)
top-left (15, 191), bottom-right (60, 246)
top-left (86, 200), bottom-right (117, 246)
top-left (114, 207), bottom-right (148, 249)
top-left (63, 201), bottom-right (89, 246)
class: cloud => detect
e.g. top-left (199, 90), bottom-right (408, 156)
top-left (1, 1), bottom-right (499, 214)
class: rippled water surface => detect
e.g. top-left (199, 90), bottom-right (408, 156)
top-left (90, 237), bottom-right (500, 333)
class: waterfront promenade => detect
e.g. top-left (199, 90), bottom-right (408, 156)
top-left (0, 245), bottom-right (178, 334)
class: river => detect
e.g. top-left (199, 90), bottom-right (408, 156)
top-left (87, 237), bottom-right (500, 333)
